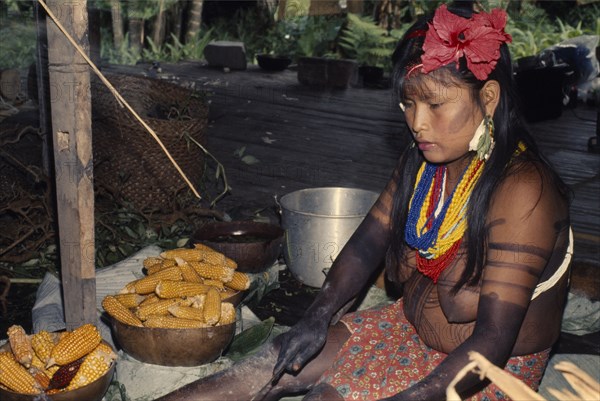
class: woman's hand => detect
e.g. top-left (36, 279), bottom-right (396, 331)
top-left (272, 315), bottom-right (330, 376)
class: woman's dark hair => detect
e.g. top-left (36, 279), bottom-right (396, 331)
top-left (385, 2), bottom-right (571, 290)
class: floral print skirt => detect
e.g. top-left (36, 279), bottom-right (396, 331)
top-left (316, 300), bottom-right (550, 401)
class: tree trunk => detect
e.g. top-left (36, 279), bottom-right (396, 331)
top-left (45, 0), bottom-right (97, 330)
top-left (110, 0), bottom-right (124, 49)
top-left (258, 0), bottom-right (277, 14)
top-left (128, 18), bottom-right (144, 58)
top-left (185, 0), bottom-right (203, 43)
top-left (152, 0), bottom-right (166, 47)
top-left (88, 5), bottom-right (101, 66)
top-left (171, 1), bottom-right (183, 42)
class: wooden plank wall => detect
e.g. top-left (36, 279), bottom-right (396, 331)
top-left (102, 63), bottom-right (599, 264)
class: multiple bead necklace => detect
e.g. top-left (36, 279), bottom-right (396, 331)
top-left (405, 156), bottom-right (485, 282)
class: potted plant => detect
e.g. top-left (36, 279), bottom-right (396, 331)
top-left (255, 20), bottom-right (297, 71)
top-left (337, 13), bottom-right (402, 87)
top-left (292, 15), bottom-right (358, 88)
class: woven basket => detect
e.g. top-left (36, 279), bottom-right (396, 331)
top-left (92, 74), bottom-right (208, 211)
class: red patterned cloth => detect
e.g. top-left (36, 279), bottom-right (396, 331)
top-left (316, 300), bottom-right (550, 400)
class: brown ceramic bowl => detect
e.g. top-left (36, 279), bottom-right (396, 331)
top-left (191, 221), bottom-right (284, 273)
top-left (0, 339), bottom-right (115, 401)
top-left (109, 317), bottom-right (236, 367)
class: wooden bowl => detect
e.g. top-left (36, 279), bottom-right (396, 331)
top-left (0, 340), bottom-right (115, 401)
top-left (192, 221), bottom-right (284, 273)
top-left (256, 54), bottom-right (292, 71)
top-left (110, 318), bottom-right (236, 367)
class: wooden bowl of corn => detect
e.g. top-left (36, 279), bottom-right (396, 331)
top-left (102, 245), bottom-right (251, 366)
top-left (0, 324), bottom-right (116, 401)
top-left (110, 318), bottom-right (236, 366)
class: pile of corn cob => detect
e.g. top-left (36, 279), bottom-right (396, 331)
top-left (102, 244), bottom-right (251, 329)
top-left (0, 323), bottom-right (116, 395)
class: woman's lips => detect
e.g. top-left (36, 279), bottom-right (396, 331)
top-left (417, 141), bottom-right (435, 151)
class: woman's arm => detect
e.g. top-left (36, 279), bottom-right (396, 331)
top-left (273, 159), bottom-right (401, 374)
top-left (384, 164), bottom-right (567, 401)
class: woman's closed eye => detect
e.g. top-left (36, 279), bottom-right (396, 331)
top-left (399, 101), bottom-right (414, 111)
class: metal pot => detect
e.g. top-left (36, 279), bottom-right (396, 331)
top-left (280, 187), bottom-right (378, 288)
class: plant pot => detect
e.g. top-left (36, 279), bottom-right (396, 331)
top-left (256, 54), bottom-right (292, 71)
top-left (297, 57), bottom-right (358, 89)
top-left (327, 59), bottom-right (358, 89)
top-left (514, 63), bottom-right (571, 122)
top-left (297, 57), bottom-right (329, 87)
top-left (359, 65), bottom-right (384, 87)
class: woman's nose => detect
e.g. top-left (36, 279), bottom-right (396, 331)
top-left (410, 105), bottom-right (427, 136)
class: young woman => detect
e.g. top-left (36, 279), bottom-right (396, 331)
top-left (156, 2), bottom-right (572, 400)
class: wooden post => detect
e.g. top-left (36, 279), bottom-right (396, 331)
top-left (45, 0), bottom-right (96, 330)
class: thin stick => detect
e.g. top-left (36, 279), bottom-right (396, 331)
top-left (37, 0), bottom-right (201, 199)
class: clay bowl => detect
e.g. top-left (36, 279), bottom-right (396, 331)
top-left (110, 318), bottom-right (236, 367)
top-left (256, 54), bottom-right (292, 71)
top-left (191, 221), bottom-right (284, 274)
top-left (0, 340), bottom-right (115, 401)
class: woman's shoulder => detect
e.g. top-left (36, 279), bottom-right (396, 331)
top-left (490, 155), bottom-right (569, 220)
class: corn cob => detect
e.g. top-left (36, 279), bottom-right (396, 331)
top-left (136, 298), bottom-right (181, 321)
top-left (168, 305), bottom-right (205, 321)
top-left (204, 252), bottom-right (237, 270)
top-left (203, 279), bottom-right (225, 290)
top-left (132, 266), bottom-right (183, 294)
top-left (155, 280), bottom-right (212, 299)
top-left (160, 248), bottom-right (205, 262)
top-left (65, 343), bottom-right (116, 391)
top-left (176, 259), bottom-right (203, 283)
top-left (193, 243), bottom-right (238, 269)
top-left (47, 356), bottom-right (85, 390)
top-left (120, 280), bottom-right (137, 294)
top-left (144, 315), bottom-right (209, 329)
top-left (7, 325), bottom-right (34, 368)
top-left (47, 324), bottom-right (102, 367)
top-left (138, 293), bottom-right (160, 307)
top-left (203, 287), bottom-right (222, 326)
top-left (0, 351), bottom-right (42, 394)
top-left (220, 288), bottom-right (240, 300)
top-left (31, 353), bottom-right (45, 371)
top-left (225, 271), bottom-right (251, 291)
top-left (114, 293), bottom-right (145, 308)
top-left (188, 294), bottom-right (206, 308)
top-left (192, 243), bottom-right (218, 254)
top-left (30, 353), bottom-right (59, 379)
top-left (30, 330), bottom-right (55, 365)
top-left (102, 295), bottom-right (144, 327)
top-left (145, 258), bottom-right (177, 275)
top-left (143, 256), bottom-right (163, 269)
top-left (188, 261), bottom-right (235, 283)
top-left (218, 302), bottom-right (236, 325)
top-left (28, 366), bottom-right (51, 390)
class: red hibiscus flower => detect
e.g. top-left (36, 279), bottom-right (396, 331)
top-left (420, 5), bottom-right (512, 80)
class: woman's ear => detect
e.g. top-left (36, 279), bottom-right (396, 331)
top-left (481, 80), bottom-right (501, 116)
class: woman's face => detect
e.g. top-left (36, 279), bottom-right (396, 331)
top-left (401, 75), bottom-right (484, 165)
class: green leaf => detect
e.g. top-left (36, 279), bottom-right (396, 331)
top-left (234, 146), bottom-right (246, 158)
top-left (226, 317), bottom-right (276, 361)
top-left (241, 155), bottom-right (260, 165)
top-left (123, 226), bottom-right (139, 239)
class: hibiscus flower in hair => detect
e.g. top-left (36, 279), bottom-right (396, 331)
top-left (421, 4), bottom-right (512, 80)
